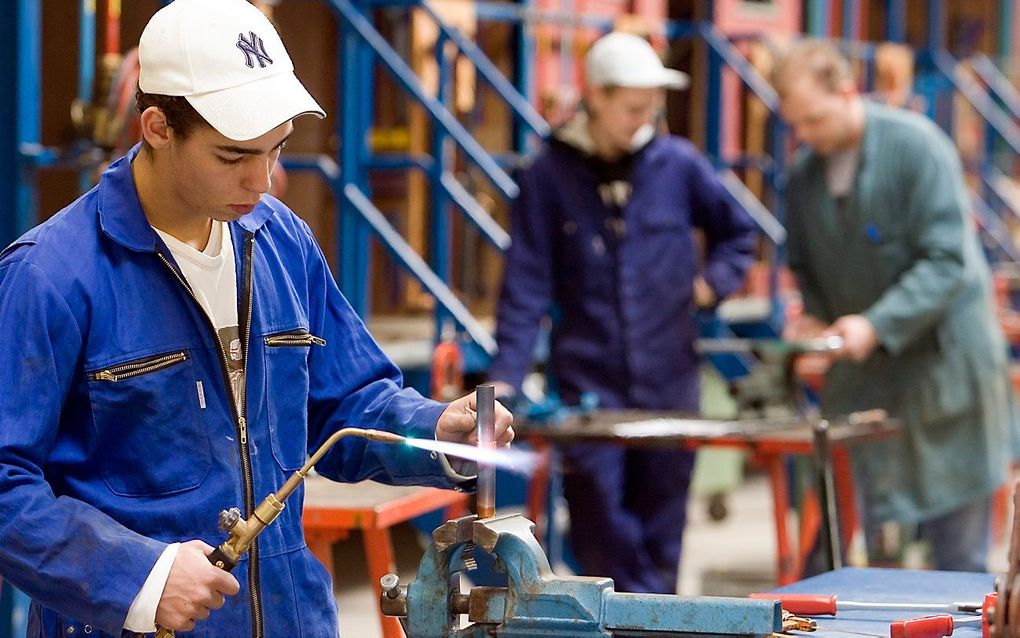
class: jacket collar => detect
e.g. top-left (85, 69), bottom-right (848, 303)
top-left (98, 144), bottom-right (275, 252)
top-left (554, 110), bottom-right (656, 158)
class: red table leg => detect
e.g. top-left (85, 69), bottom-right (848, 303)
top-left (363, 528), bottom-right (403, 638)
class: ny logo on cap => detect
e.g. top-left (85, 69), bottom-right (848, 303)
top-left (236, 31), bottom-right (273, 69)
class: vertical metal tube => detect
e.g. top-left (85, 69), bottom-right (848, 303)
top-left (476, 384), bottom-right (496, 519)
top-left (813, 419), bottom-right (843, 571)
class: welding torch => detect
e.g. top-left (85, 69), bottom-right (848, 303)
top-left (155, 386), bottom-right (504, 637)
top-left (153, 427), bottom-right (406, 637)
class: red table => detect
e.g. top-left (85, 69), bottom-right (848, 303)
top-left (518, 410), bottom-right (899, 586)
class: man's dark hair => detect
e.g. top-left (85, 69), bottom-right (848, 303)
top-left (134, 87), bottom-right (212, 148)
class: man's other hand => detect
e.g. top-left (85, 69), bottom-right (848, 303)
top-left (436, 391), bottom-right (515, 447)
top-left (783, 313), bottom-right (828, 341)
top-left (826, 314), bottom-right (879, 363)
top-left (156, 540), bottom-right (241, 631)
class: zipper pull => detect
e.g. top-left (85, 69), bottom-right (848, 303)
top-left (94, 370), bottom-right (117, 382)
top-left (310, 335), bottom-right (326, 346)
top-left (239, 416), bottom-right (248, 445)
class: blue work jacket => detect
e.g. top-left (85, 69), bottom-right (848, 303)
top-left (0, 147), bottom-right (458, 637)
top-left (490, 134), bottom-right (757, 410)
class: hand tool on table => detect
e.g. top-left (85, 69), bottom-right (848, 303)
top-left (749, 593), bottom-right (984, 616)
top-left (890, 614), bottom-right (984, 638)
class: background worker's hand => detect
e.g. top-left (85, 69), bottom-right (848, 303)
top-left (156, 540), bottom-right (240, 631)
top-left (436, 390), bottom-right (515, 447)
top-left (693, 276), bottom-right (717, 309)
top-left (825, 314), bottom-right (879, 363)
top-left (782, 312), bottom-right (829, 341)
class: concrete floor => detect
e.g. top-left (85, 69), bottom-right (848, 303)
top-left (327, 470), bottom-right (1013, 637)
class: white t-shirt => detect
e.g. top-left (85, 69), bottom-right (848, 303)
top-left (155, 221), bottom-right (244, 409)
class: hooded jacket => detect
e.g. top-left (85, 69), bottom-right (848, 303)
top-left (490, 116), bottom-right (758, 409)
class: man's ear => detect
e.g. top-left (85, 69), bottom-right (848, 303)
top-left (139, 106), bottom-right (173, 150)
top-left (837, 78), bottom-right (859, 100)
top-left (585, 86), bottom-right (606, 118)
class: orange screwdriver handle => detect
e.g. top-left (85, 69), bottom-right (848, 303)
top-left (749, 593), bottom-right (838, 616)
top-left (890, 615), bottom-right (955, 638)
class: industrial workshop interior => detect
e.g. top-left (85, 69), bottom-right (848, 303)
top-left (7, 0), bottom-right (1020, 636)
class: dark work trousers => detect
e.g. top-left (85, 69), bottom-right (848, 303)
top-left (560, 442), bottom-right (696, 593)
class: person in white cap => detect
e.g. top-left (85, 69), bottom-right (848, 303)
top-left (488, 31), bottom-right (757, 593)
top-left (0, 1), bottom-right (512, 636)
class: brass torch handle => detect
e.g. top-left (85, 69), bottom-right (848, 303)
top-left (153, 428), bottom-right (407, 638)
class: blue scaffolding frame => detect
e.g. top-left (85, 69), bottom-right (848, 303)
top-left (5, 0), bottom-right (1020, 364)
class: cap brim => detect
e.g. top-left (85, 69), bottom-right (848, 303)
top-left (660, 69), bottom-right (690, 90)
top-left (597, 68), bottom-right (691, 90)
top-left (186, 72), bottom-right (326, 141)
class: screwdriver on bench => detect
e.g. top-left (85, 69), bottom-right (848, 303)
top-left (889, 614), bottom-right (984, 638)
top-left (749, 594), bottom-right (983, 616)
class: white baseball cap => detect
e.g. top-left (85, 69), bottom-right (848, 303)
top-left (586, 32), bottom-right (690, 90)
top-left (138, 0), bottom-right (325, 141)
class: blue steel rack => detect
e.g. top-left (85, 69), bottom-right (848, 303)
top-left (6, 0), bottom-right (1020, 366)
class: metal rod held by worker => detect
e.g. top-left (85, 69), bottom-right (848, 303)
top-left (813, 419), bottom-right (843, 571)
top-left (476, 383), bottom-right (496, 519)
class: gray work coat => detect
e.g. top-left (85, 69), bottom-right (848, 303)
top-left (786, 101), bottom-right (1017, 523)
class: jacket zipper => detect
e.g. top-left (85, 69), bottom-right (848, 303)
top-left (264, 332), bottom-right (326, 347)
top-left (157, 231), bottom-right (263, 638)
top-left (90, 351), bottom-right (187, 382)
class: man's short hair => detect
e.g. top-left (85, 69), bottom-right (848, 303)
top-left (772, 40), bottom-right (854, 98)
top-left (135, 88), bottom-right (211, 148)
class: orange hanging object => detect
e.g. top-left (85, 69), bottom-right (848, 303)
top-left (431, 324), bottom-right (463, 402)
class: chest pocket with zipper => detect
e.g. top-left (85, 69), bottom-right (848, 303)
top-left (87, 350), bottom-right (212, 497)
top-left (264, 329), bottom-right (326, 471)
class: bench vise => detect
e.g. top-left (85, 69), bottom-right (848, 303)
top-left (380, 513), bottom-right (783, 637)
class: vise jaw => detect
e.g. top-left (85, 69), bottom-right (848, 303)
top-left (381, 513), bottom-right (782, 638)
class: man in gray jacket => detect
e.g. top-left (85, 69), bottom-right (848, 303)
top-left (775, 40), bottom-right (1016, 571)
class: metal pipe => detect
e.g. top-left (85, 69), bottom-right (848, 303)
top-left (476, 384), bottom-right (496, 519)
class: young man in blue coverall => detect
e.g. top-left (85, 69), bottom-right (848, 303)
top-left (488, 32), bottom-right (757, 594)
top-left (0, 1), bottom-right (513, 636)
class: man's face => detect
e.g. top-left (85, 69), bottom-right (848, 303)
top-left (164, 121), bottom-right (293, 222)
top-left (587, 86), bottom-right (663, 155)
top-left (779, 77), bottom-right (855, 156)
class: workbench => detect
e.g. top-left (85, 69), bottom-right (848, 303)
top-left (301, 476), bottom-right (468, 638)
top-left (774, 567), bottom-right (995, 638)
top-left (517, 411), bottom-right (900, 585)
